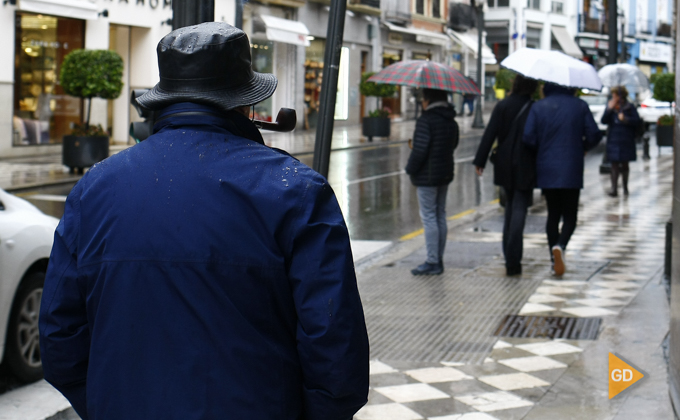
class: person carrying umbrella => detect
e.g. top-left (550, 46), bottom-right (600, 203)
top-left (473, 74), bottom-right (538, 276)
top-left (368, 61), bottom-right (476, 275)
top-left (406, 88), bottom-right (459, 275)
top-left (601, 86), bottom-right (640, 197)
top-left (523, 83), bottom-right (603, 276)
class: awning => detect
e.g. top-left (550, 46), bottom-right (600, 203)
top-left (384, 22), bottom-right (450, 46)
top-left (258, 15), bottom-right (310, 47)
top-left (446, 28), bottom-right (497, 65)
top-left (18, 0), bottom-right (98, 20)
top-left (551, 26), bottom-right (583, 58)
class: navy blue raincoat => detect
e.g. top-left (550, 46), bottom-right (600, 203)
top-left (39, 103), bottom-right (369, 420)
top-left (601, 102), bottom-right (640, 162)
top-left (523, 84), bottom-right (602, 189)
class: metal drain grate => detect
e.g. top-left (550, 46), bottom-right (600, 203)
top-left (494, 315), bottom-right (602, 340)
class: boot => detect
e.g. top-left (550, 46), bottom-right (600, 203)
top-left (608, 163), bottom-right (619, 197)
top-left (621, 163), bottom-right (630, 196)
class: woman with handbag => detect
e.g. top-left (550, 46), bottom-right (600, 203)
top-left (601, 86), bottom-right (640, 197)
top-left (473, 75), bottom-right (538, 276)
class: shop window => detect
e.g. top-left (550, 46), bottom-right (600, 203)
top-left (303, 40), bottom-right (350, 128)
top-left (250, 40), bottom-right (274, 122)
top-left (13, 12), bottom-right (84, 146)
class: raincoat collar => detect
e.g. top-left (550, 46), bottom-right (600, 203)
top-left (153, 102), bottom-right (265, 144)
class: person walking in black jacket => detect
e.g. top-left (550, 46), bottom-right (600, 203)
top-left (601, 86), bottom-right (640, 197)
top-left (406, 88), bottom-right (459, 275)
top-left (473, 75), bottom-right (538, 276)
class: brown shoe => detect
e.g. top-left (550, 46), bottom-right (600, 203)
top-left (552, 246), bottom-right (565, 276)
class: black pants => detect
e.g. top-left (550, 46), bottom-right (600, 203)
top-left (503, 188), bottom-right (533, 270)
top-left (543, 189), bottom-right (580, 258)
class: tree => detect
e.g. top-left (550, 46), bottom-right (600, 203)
top-left (60, 49), bottom-right (124, 133)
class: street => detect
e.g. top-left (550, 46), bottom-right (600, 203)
top-left (8, 131), bottom-right (495, 242)
top-left (0, 123), bottom-right (675, 420)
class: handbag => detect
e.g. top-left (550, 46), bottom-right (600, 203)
top-left (489, 101), bottom-right (531, 165)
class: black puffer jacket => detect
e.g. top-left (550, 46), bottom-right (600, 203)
top-left (405, 104), bottom-right (459, 186)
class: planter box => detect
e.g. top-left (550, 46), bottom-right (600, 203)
top-left (657, 124), bottom-right (674, 148)
top-left (63, 135), bottom-right (109, 173)
top-left (362, 117), bottom-right (390, 142)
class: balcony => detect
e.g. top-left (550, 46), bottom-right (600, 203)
top-left (310, 0), bottom-right (380, 15)
top-left (348, 0), bottom-right (381, 14)
top-left (257, 0), bottom-right (306, 8)
top-left (384, 10), bottom-right (411, 26)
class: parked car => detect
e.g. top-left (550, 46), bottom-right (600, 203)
top-left (581, 94), bottom-right (609, 133)
top-left (0, 188), bottom-right (58, 382)
top-left (638, 97), bottom-right (675, 129)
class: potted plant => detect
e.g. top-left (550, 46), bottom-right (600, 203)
top-left (653, 72), bottom-right (675, 147)
top-left (60, 49), bottom-right (124, 173)
top-left (360, 72), bottom-right (397, 141)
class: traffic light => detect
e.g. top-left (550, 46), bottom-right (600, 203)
top-left (129, 89), bottom-right (156, 143)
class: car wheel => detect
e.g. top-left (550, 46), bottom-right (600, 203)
top-left (4, 271), bottom-right (45, 383)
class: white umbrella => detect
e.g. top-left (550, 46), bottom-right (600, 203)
top-left (500, 48), bottom-right (602, 91)
top-left (597, 63), bottom-right (650, 93)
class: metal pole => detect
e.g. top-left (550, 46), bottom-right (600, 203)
top-left (312, 0), bottom-right (348, 178)
top-left (172, 0), bottom-right (214, 30)
top-left (600, 0), bottom-right (617, 174)
top-left (607, 0), bottom-right (618, 64)
top-left (472, 1), bottom-right (485, 128)
top-left (620, 21), bottom-right (626, 63)
top-left (235, 0), bottom-right (243, 29)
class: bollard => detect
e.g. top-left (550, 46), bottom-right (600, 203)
top-left (665, 219), bottom-right (672, 278)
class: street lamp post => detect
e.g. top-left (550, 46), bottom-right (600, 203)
top-left (471, 0), bottom-right (485, 128)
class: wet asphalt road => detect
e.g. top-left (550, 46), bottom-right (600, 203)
top-left (16, 133), bottom-right (494, 242)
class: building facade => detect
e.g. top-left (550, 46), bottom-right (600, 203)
top-left (2, 0), bottom-right (173, 158)
top-left (577, 0), bottom-right (674, 75)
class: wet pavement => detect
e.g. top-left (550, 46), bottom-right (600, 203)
top-left (353, 135), bottom-right (675, 419)
top-left (0, 113), bottom-right (676, 419)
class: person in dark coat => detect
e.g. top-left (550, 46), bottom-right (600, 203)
top-left (39, 23), bottom-right (369, 420)
top-left (601, 86), bottom-right (640, 197)
top-left (406, 88), bottom-right (459, 275)
top-left (523, 82), bottom-right (602, 276)
top-left (473, 74), bottom-right (538, 276)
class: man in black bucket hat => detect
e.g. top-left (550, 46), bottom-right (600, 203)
top-left (40, 22), bottom-right (369, 420)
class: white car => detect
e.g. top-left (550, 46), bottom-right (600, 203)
top-left (0, 188), bottom-right (58, 382)
top-left (638, 97), bottom-right (675, 127)
top-left (581, 94), bottom-right (609, 133)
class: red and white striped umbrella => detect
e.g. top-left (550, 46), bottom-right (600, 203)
top-left (368, 60), bottom-right (481, 95)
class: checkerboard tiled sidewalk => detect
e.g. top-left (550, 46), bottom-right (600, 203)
top-left (356, 152), bottom-right (672, 419)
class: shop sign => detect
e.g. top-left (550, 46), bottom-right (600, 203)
top-left (578, 38), bottom-right (596, 48)
top-left (103, 0), bottom-right (172, 10)
top-left (388, 33), bottom-right (403, 45)
top-left (639, 41), bottom-right (672, 63)
top-left (596, 40), bottom-right (608, 50)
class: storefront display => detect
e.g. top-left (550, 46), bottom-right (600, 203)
top-left (13, 12), bottom-right (84, 146)
top-left (250, 40), bottom-right (274, 122)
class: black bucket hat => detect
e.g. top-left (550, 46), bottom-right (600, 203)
top-left (137, 22), bottom-right (277, 112)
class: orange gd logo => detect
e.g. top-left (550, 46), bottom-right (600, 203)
top-left (609, 353), bottom-right (644, 399)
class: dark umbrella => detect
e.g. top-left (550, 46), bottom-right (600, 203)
top-left (368, 60), bottom-right (481, 95)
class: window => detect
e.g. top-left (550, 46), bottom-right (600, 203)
top-left (13, 13), bottom-right (84, 146)
top-left (487, 0), bottom-right (509, 7)
top-left (527, 0), bottom-right (540, 10)
top-left (551, 1), bottom-right (563, 13)
top-left (415, 0), bottom-right (424, 15)
top-left (432, 0), bottom-right (440, 18)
